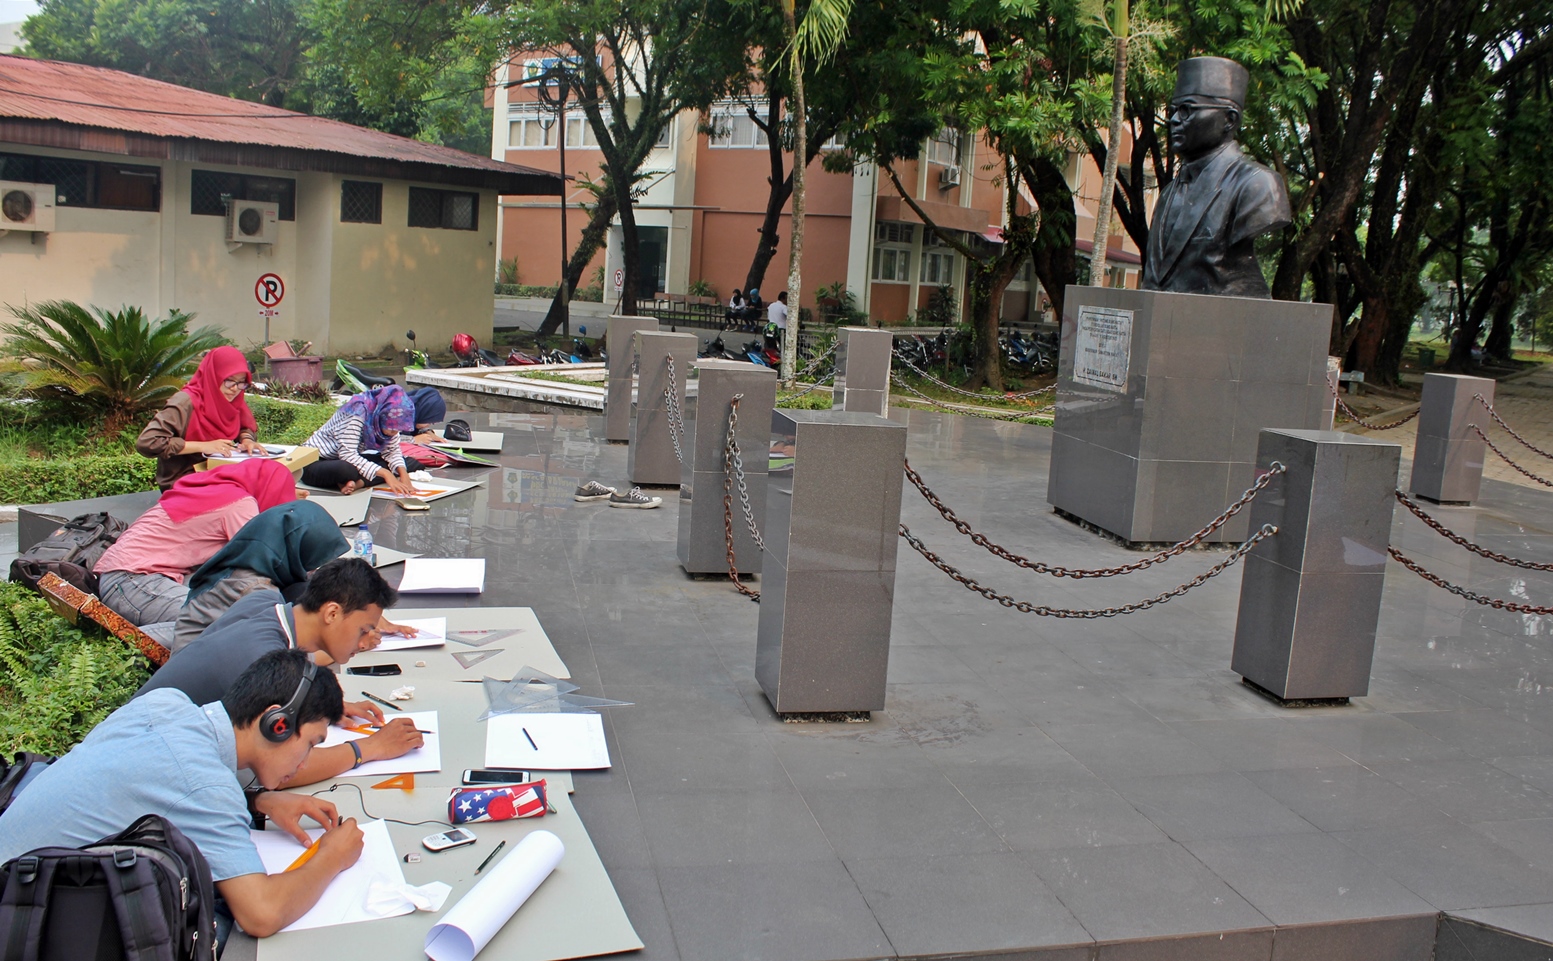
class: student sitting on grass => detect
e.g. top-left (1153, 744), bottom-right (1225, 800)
top-left (0, 649), bottom-right (364, 940)
top-left (298, 385), bottom-right (417, 495)
top-left (137, 345), bottom-right (262, 491)
top-left (142, 557), bottom-right (424, 784)
top-left (94, 459), bottom-right (298, 647)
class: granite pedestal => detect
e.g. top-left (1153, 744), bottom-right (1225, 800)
top-left (605, 316), bottom-right (659, 441)
top-left (1409, 372), bottom-right (1495, 505)
top-left (756, 410), bottom-right (906, 714)
top-left (1231, 428), bottom-right (1401, 701)
top-left (677, 360), bottom-right (777, 574)
top-left (830, 326), bottom-right (893, 416)
top-left (1047, 286), bottom-right (1333, 544)
top-left (627, 331), bottom-right (698, 486)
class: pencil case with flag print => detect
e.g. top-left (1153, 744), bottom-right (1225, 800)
top-left (448, 780), bottom-right (549, 824)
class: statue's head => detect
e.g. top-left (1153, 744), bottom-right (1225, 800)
top-left (1168, 57), bottom-right (1249, 163)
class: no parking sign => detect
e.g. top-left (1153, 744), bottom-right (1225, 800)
top-left (255, 273), bottom-right (285, 308)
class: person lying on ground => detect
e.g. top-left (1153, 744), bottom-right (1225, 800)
top-left (95, 460), bottom-right (297, 647)
top-left (0, 649), bottom-right (362, 940)
top-left (137, 345), bottom-right (262, 491)
top-left (141, 557), bottom-right (424, 784)
top-left (299, 385), bottom-right (417, 494)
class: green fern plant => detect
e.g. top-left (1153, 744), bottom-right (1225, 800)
top-left (2, 301), bottom-right (229, 434)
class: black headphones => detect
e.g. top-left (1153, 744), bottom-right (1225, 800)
top-left (260, 660), bottom-right (319, 743)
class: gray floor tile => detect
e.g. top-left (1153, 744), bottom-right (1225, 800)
top-left (614, 731), bottom-right (794, 795)
top-left (1450, 903), bottom-right (1553, 944)
top-left (767, 725), bottom-right (944, 792)
top-left (604, 682), bottom-right (765, 735)
top-left (1167, 718), bottom-right (1359, 772)
top-left (1095, 929), bottom-right (1275, 961)
top-left (1186, 833), bottom-right (1436, 924)
top-left (1396, 709), bottom-right (1553, 759)
top-left (845, 852), bottom-right (1092, 956)
top-left (571, 789), bottom-right (655, 868)
top-left (634, 789), bottom-right (834, 867)
top-left (1290, 714), bottom-right (1465, 764)
top-left (1108, 772), bottom-right (1319, 842)
top-left (1111, 674), bottom-right (1292, 723)
top-left (1244, 765), bottom-right (1461, 833)
top-left (923, 726), bottom-right (1095, 789)
top-left (1026, 841), bottom-right (1271, 942)
top-left (602, 865), bottom-right (684, 961)
top-left (1370, 758), bottom-right (1553, 823)
top-left (1038, 719), bottom-right (1228, 779)
top-left (1470, 819), bottom-right (1553, 874)
top-left (1435, 915), bottom-right (1553, 961)
top-left (801, 784), bottom-right (1009, 858)
top-left (957, 777), bottom-right (1171, 851)
top-left (655, 860), bottom-right (890, 961)
top-left (1492, 755), bottom-right (1553, 795)
top-left (1333, 824), bottom-right (1553, 910)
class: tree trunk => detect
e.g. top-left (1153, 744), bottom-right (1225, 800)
top-left (745, 96), bottom-right (791, 297)
top-left (1089, 31), bottom-right (1126, 287)
top-left (538, 191), bottom-right (619, 337)
top-left (616, 176), bottom-right (642, 317)
top-left (780, 8), bottom-right (805, 386)
top-left (968, 256), bottom-right (1021, 392)
top-left (1025, 158), bottom-right (1078, 324)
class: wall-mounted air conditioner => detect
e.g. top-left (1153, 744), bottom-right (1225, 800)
top-left (938, 166), bottom-right (962, 189)
top-left (0, 182), bottom-right (56, 232)
top-left (226, 200), bottom-right (278, 244)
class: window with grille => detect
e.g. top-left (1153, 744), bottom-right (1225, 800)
top-left (875, 222), bottom-right (915, 245)
top-left (508, 107), bottom-right (600, 149)
top-left (340, 181), bottom-right (382, 224)
top-left (190, 169), bottom-right (295, 220)
top-left (928, 127), bottom-right (961, 166)
top-left (408, 187), bottom-right (478, 230)
top-left (921, 250), bottom-right (955, 285)
top-left (706, 101), bottom-right (841, 150)
top-left (0, 152), bottom-right (160, 211)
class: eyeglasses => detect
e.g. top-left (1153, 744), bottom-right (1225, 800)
top-left (1168, 103), bottom-right (1223, 120)
top-left (221, 377), bottom-right (248, 391)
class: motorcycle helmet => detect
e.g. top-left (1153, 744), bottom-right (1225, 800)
top-left (451, 333), bottom-right (477, 359)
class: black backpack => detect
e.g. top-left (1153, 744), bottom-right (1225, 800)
top-left (0, 814), bottom-right (217, 961)
top-left (8, 513), bottom-right (127, 595)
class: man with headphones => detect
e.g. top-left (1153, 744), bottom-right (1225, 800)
top-left (138, 557), bottom-right (425, 786)
top-left (0, 649), bottom-right (364, 940)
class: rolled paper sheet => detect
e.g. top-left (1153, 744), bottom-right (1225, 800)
top-left (424, 830), bottom-right (565, 961)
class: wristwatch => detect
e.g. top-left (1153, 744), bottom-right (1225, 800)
top-left (245, 787), bottom-right (269, 830)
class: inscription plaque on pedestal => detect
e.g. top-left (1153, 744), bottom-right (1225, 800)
top-left (1073, 305), bottom-right (1134, 393)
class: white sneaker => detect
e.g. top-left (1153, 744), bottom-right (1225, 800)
top-left (574, 481), bottom-right (617, 502)
top-left (609, 487), bottom-right (662, 509)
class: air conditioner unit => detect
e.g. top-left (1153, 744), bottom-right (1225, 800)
top-left (226, 200), bottom-right (278, 244)
top-left (938, 166), bottom-right (962, 189)
top-left (0, 182), bottom-right (56, 232)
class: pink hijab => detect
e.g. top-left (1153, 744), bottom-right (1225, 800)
top-left (159, 459), bottom-right (296, 523)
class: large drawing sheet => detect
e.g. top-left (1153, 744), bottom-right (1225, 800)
top-left (376, 616), bottom-right (446, 651)
top-left (306, 489), bottom-right (373, 527)
top-left (431, 429), bottom-right (504, 453)
top-left (252, 819), bottom-right (410, 932)
top-left (424, 829), bottom-right (563, 961)
top-left (370, 477), bottom-right (481, 504)
top-left (336, 545), bottom-right (422, 568)
top-left (486, 713), bottom-right (610, 770)
top-left (398, 558), bottom-right (485, 594)
top-left (322, 711), bottom-right (442, 777)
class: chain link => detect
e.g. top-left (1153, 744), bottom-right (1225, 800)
top-left (726, 395), bottom-right (766, 551)
top-left (795, 341), bottom-right (838, 380)
top-left (900, 522), bottom-right (1277, 617)
top-left (1388, 546), bottom-right (1553, 614)
top-left (895, 353), bottom-right (1056, 401)
top-left (1394, 489), bottom-right (1553, 571)
top-left (891, 372), bottom-right (1055, 421)
top-left (1326, 379), bottom-right (1422, 430)
top-left (663, 356), bottom-right (685, 464)
top-left (1475, 393), bottom-right (1553, 460)
top-left (1471, 425), bottom-right (1553, 488)
top-left (778, 369), bottom-right (836, 403)
top-left (722, 394), bottom-right (760, 601)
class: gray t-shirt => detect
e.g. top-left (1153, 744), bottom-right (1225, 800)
top-left (0, 690), bottom-right (264, 880)
top-left (138, 588), bottom-right (295, 706)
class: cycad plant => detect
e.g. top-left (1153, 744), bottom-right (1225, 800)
top-left (3, 301), bottom-right (228, 434)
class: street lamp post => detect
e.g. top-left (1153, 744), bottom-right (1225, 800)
top-left (538, 68), bottom-right (572, 340)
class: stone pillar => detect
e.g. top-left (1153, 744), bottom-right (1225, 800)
top-left (1409, 372), bottom-right (1495, 505)
top-left (831, 326), bottom-right (894, 416)
top-left (756, 410), bottom-right (907, 714)
top-left (677, 360), bottom-right (778, 575)
top-left (604, 316), bottom-right (658, 442)
top-left (627, 331), bottom-right (698, 486)
top-left (1322, 357), bottom-right (1341, 430)
top-left (1231, 428), bottom-right (1401, 702)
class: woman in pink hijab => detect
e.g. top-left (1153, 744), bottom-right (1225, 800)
top-left (136, 346), bottom-right (261, 490)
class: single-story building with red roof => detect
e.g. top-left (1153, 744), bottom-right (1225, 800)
top-left (0, 54), bottom-right (561, 355)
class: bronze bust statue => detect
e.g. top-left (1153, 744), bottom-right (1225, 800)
top-left (1142, 57), bottom-right (1292, 298)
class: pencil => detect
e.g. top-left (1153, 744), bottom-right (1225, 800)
top-left (523, 727), bottom-right (538, 750)
top-left (284, 838), bottom-right (323, 873)
top-left (474, 840), bottom-right (506, 875)
top-left (362, 691), bottom-right (403, 711)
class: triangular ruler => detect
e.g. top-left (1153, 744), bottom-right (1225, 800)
top-left (449, 629), bottom-right (522, 648)
top-left (453, 649), bottom-right (504, 670)
top-left (371, 774), bottom-right (415, 791)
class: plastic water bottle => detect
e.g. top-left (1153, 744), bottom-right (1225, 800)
top-left (352, 526), bottom-right (374, 564)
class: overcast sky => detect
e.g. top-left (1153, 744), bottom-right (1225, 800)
top-left (0, 2), bottom-right (36, 24)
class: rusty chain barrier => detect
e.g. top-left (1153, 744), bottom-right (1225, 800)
top-left (1470, 424), bottom-right (1553, 488)
top-left (1388, 547), bottom-right (1553, 614)
top-left (894, 354), bottom-right (1056, 402)
top-left (891, 372), bottom-right (1055, 421)
top-left (778, 370), bottom-right (835, 404)
top-left (1475, 393), bottom-right (1553, 460)
top-left (1327, 378), bottom-right (1422, 431)
top-left (722, 394), bottom-right (762, 601)
top-left (1394, 490), bottom-right (1553, 571)
top-left (906, 459), bottom-right (1284, 578)
top-left (663, 356), bottom-right (686, 464)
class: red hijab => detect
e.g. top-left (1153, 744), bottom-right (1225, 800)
top-left (183, 346), bottom-right (258, 442)
top-left (160, 459), bottom-right (297, 523)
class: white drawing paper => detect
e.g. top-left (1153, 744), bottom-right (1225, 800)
top-left (376, 616), bottom-right (447, 651)
top-left (252, 819), bottom-right (410, 931)
top-left (398, 558), bottom-right (486, 594)
top-left (323, 710), bottom-right (442, 776)
top-left (424, 830), bottom-right (564, 961)
top-left (485, 713), bottom-right (610, 770)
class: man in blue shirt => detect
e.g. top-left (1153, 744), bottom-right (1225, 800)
top-left (0, 649), bottom-right (364, 939)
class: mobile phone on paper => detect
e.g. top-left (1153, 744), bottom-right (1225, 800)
top-left (346, 664), bottom-right (402, 676)
top-left (398, 498), bottom-right (430, 512)
top-left (463, 769), bottom-right (529, 785)
top-left (422, 828), bottom-right (477, 852)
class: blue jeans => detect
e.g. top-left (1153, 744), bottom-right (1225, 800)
top-left (97, 570), bottom-right (188, 626)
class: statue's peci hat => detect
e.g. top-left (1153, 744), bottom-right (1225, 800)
top-left (1173, 57), bottom-right (1249, 110)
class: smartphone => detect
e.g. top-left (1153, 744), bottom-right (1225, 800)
top-left (398, 498), bottom-right (430, 512)
top-left (463, 769), bottom-right (529, 785)
top-left (346, 664), bottom-right (402, 676)
top-left (422, 827), bottom-right (477, 852)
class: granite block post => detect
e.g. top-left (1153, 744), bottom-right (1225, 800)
top-left (677, 360), bottom-right (778, 574)
top-left (1323, 357), bottom-right (1341, 430)
top-left (1409, 372), bottom-right (1495, 505)
top-left (627, 331), bottom-right (699, 485)
top-left (756, 410), bottom-right (907, 714)
top-left (1231, 428), bottom-right (1401, 701)
top-left (605, 316), bottom-right (659, 441)
top-left (831, 327), bottom-right (894, 415)
top-left (1046, 286), bottom-right (1333, 545)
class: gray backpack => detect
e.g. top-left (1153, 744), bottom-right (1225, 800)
top-left (8, 513), bottom-right (127, 595)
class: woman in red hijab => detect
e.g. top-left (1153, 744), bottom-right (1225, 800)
top-left (95, 459), bottom-right (297, 648)
top-left (136, 346), bottom-right (261, 490)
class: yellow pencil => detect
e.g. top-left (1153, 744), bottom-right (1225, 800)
top-left (284, 838), bottom-right (323, 873)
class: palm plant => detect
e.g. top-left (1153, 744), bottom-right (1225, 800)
top-left (3, 301), bottom-right (229, 434)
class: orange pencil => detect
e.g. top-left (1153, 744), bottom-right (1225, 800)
top-left (284, 838), bottom-right (323, 873)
